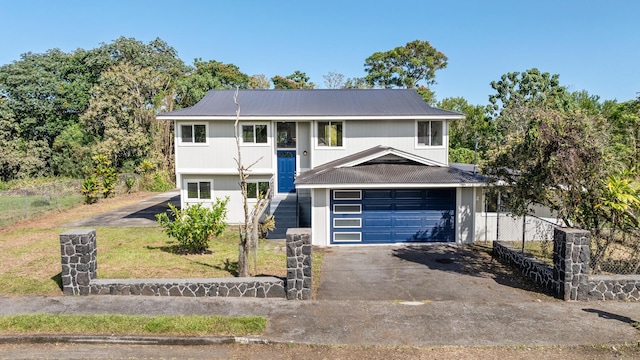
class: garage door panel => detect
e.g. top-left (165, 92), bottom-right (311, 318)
top-left (363, 217), bottom-right (392, 228)
top-left (363, 203), bottom-right (393, 211)
top-left (393, 216), bottom-right (424, 227)
top-left (363, 190), bottom-right (392, 199)
top-left (363, 231), bottom-right (393, 243)
top-left (395, 189), bottom-right (424, 199)
top-left (331, 189), bottom-right (456, 244)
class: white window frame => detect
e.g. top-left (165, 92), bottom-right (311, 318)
top-left (333, 232), bottom-right (362, 242)
top-left (179, 123), bottom-right (208, 146)
top-left (184, 179), bottom-right (213, 201)
top-left (240, 123), bottom-right (270, 146)
top-left (246, 181), bottom-right (271, 200)
top-left (333, 204), bottom-right (362, 214)
top-left (316, 120), bottom-right (344, 148)
top-left (333, 190), bottom-right (362, 200)
top-left (333, 218), bottom-right (362, 228)
top-left (415, 120), bottom-right (444, 147)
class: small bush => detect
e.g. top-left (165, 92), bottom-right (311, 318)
top-left (156, 198), bottom-right (229, 254)
top-left (81, 176), bottom-right (100, 204)
top-left (124, 177), bottom-right (135, 193)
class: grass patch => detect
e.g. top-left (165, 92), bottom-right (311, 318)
top-left (0, 314), bottom-right (265, 336)
top-left (96, 227), bottom-right (287, 279)
top-left (494, 240), bottom-right (554, 265)
top-left (0, 225), bottom-right (289, 295)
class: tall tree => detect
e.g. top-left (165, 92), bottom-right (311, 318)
top-left (603, 97), bottom-right (640, 172)
top-left (176, 59), bottom-right (251, 108)
top-left (364, 40), bottom-right (447, 91)
top-left (438, 97), bottom-right (495, 163)
top-left (342, 77), bottom-right (372, 89)
top-left (483, 106), bottom-right (609, 225)
top-left (271, 70), bottom-right (315, 89)
top-left (248, 74), bottom-right (270, 89)
top-left (81, 63), bottom-right (173, 170)
top-left (322, 71), bottom-right (344, 89)
top-left (488, 68), bottom-right (572, 118)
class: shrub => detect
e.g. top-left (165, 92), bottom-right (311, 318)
top-left (81, 176), bottom-right (100, 204)
top-left (124, 177), bottom-right (135, 193)
top-left (155, 198), bottom-right (229, 254)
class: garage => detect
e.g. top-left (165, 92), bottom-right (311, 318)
top-left (330, 188), bottom-right (456, 244)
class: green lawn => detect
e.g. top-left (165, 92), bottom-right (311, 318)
top-left (0, 314), bottom-right (266, 336)
top-left (0, 226), bottom-right (292, 296)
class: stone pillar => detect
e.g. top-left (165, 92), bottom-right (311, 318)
top-left (286, 228), bottom-right (312, 300)
top-left (553, 228), bottom-right (590, 301)
top-left (60, 229), bottom-right (97, 295)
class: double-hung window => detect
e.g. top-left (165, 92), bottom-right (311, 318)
top-left (417, 121), bottom-right (443, 146)
top-left (181, 124), bottom-right (207, 144)
top-left (242, 124), bottom-right (268, 144)
top-left (317, 121), bottom-right (343, 147)
top-left (186, 181), bottom-right (212, 200)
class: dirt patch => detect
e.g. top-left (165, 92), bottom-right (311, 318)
top-left (1, 343), bottom-right (639, 359)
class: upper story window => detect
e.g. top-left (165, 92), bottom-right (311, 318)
top-left (417, 120), bottom-right (443, 146)
top-left (242, 124), bottom-right (268, 144)
top-left (277, 122), bottom-right (296, 148)
top-left (317, 121), bottom-right (343, 147)
top-left (181, 124), bottom-right (207, 144)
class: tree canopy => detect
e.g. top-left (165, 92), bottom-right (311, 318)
top-left (271, 71), bottom-right (315, 89)
top-left (364, 40), bottom-right (447, 90)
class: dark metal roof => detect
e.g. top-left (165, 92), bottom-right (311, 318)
top-left (296, 163), bottom-right (487, 186)
top-left (158, 89), bottom-right (464, 118)
top-left (295, 146), bottom-right (487, 187)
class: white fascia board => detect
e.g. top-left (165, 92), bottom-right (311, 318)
top-left (177, 168), bottom-right (275, 175)
top-left (157, 115), bottom-right (465, 121)
top-left (295, 182), bottom-right (487, 189)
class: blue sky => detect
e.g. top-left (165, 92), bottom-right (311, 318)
top-left (1, 0), bottom-right (638, 105)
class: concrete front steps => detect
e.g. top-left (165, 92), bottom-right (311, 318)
top-left (267, 193), bottom-right (297, 239)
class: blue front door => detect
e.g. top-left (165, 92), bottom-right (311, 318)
top-left (277, 150), bottom-right (296, 193)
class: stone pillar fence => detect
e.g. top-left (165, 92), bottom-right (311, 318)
top-left (60, 228), bottom-right (312, 299)
top-left (494, 227), bottom-right (640, 301)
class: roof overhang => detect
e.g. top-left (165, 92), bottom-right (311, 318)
top-left (296, 182), bottom-right (486, 189)
top-left (156, 114), bottom-right (465, 121)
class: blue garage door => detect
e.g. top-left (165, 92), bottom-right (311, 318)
top-left (330, 189), bottom-right (455, 244)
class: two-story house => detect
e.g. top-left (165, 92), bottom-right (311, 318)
top-left (157, 89), bottom-right (486, 246)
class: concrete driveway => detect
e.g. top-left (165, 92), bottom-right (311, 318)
top-left (316, 244), bottom-right (553, 302)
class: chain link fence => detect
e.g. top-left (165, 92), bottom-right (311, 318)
top-left (590, 228), bottom-right (640, 275)
top-left (0, 180), bottom-right (83, 227)
top-left (480, 194), bottom-right (640, 275)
